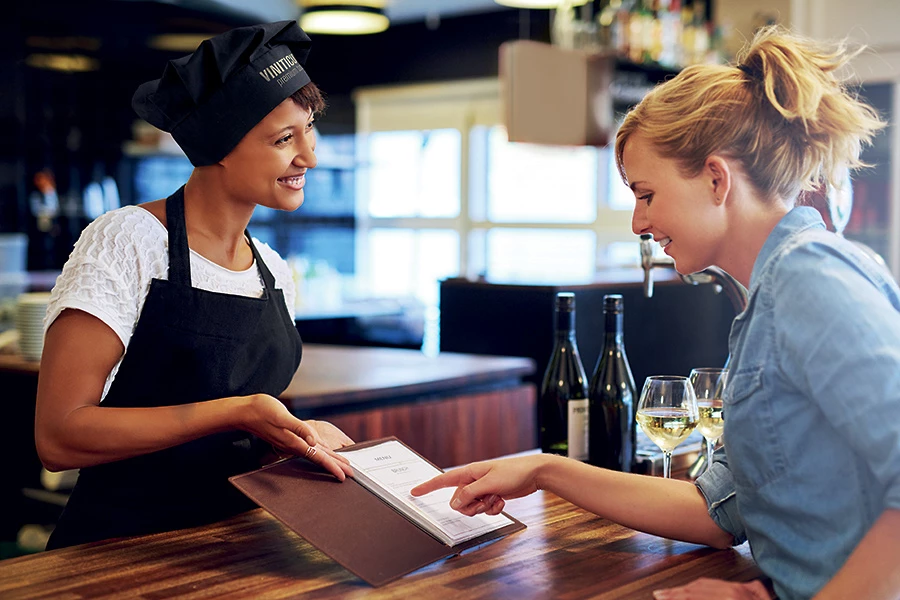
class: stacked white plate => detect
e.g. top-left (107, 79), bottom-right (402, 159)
top-left (16, 292), bottom-right (51, 361)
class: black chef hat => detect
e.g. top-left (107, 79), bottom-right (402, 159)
top-left (133, 20), bottom-right (313, 167)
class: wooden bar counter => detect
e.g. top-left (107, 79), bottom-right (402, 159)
top-left (0, 344), bottom-right (536, 544)
top-left (279, 344), bottom-right (536, 469)
top-left (0, 487), bottom-right (764, 599)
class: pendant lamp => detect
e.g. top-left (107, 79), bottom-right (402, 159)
top-left (494, 0), bottom-right (588, 7)
top-left (299, 1), bottom-right (389, 35)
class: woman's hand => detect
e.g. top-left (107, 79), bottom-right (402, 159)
top-left (238, 394), bottom-right (353, 481)
top-left (410, 455), bottom-right (552, 516)
top-left (305, 420), bottom-right (354, 451)
top-left (652, 578), bottom-right (771, 600)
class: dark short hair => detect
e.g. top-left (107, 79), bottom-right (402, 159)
top-left (291, 82), bottom-right (326, 118)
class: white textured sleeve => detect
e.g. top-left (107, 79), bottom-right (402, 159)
top-left (253, 239), bottom-right (296, 316)
top-left (44, 207), bottom-right (167, 350)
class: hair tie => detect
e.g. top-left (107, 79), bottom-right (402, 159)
top-left (737, 63), bottom-right (763, 82)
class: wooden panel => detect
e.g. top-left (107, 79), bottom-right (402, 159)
top-left (326, 384), bottom-right (537, 469)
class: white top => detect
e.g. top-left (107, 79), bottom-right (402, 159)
top-left (44, 205), bottom-right (296, 401)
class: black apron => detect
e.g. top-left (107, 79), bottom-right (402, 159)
top-left (47, 187), bottom-right (303, 549)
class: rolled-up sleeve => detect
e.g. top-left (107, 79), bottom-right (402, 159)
top-left (695, 449), bottom-right (747, 546)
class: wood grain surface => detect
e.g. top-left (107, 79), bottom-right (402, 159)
top-left (0, 489), bottom-right (764, 599)
top-left (281, 344), bottom-right (535, 409)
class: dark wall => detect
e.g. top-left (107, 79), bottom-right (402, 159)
top-left (302, 9), bottom-right (551, 133)
top-left (1, 2), bottom-right (549, 267)
top-left (440, 278), bottom-right (736, 393)
top-left (2, 1), bottom-right (253, 263)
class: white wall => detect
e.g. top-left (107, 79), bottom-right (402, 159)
top-left (718, 0), bottom-right (900, 81)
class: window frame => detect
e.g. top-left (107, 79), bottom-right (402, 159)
top-left (353, 78), bottom-right (637, 292)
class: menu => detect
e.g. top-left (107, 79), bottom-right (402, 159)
top-left (338, 439), bottom-right (513, 546)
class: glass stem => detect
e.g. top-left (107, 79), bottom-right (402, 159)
top-left (705, 437), bottom-right (716, 475)
top-left (662, 451), bottom-right (672, 479)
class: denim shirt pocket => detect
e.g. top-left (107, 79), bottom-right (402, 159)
top-left (724, 366), bottom-right (789, 489)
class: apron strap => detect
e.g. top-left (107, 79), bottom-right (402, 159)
top-left (245, 230), bottom-right (277, 291)
top-left (165, 186), bottom-right (191, 286)
top-left (167, 185), bottom-right (277, 292)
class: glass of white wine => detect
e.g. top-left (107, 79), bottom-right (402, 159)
top-left (689, 368), bottom-right (728, 476)
top-left (636, 376), bottom-right (699, 479)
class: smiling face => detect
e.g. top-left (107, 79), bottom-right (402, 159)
top-left (624, 133), bottom-right (727, 275)
top-left (218, 97), bottom-right (317, 212)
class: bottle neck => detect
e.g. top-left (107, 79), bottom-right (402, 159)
top-left (604, 311), bottom-right (624, 346)
top-left (555, 309), bottom-right (576, 339)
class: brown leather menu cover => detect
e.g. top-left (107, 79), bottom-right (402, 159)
top-left (228, 437), bottom-right (525, 587)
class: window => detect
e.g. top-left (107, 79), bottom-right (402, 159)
top-left (353, 79), bottom-right (639, 320)
top-left (366, 130), bottom-right (461, 219)
top-left (132, 156), bottom-right (193, 204)
top-left (365, 229), bottom-right (459, 307)
top-left (477, 228), bottom-right (597, 284)
top-left (477, 126), bottom-right (599, 223)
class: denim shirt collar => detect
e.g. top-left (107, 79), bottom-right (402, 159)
top-left (749, 206), bottom-right (826, 295)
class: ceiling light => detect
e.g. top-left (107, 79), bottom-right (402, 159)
top-left (300, 5), bottom-right (389, 35)
top-left (25, 53), bottom-right (99, 73)
top-left (148, 34), bottom-right (215, 53)
top-left (494, 0), bottom-right (589, 7)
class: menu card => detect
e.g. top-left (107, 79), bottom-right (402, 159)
top-left (338, 439), bottom-right (514, 546)
top-left (229, 437), bottom-right (525, 586)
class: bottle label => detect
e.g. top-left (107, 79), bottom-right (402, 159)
top-left (567, 399), bottom-right (589, 461)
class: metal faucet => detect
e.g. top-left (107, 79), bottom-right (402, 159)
top-left (638, 233), bottom-right (748, 479)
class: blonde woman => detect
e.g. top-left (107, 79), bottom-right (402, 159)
top-left (414, 26), bottom-right (898, 600)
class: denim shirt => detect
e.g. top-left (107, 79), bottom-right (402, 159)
top-left (695, 206), bottom-right (900, 600)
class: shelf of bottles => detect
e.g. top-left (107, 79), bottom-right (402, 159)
top-left (554, 0), bottom-right (722, 70)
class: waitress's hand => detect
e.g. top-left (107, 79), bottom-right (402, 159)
top-left (411, 456), bottom-right (549, 517)
top-left (238, 394), bottom-right (353, 481)
top-left (305, 420), bottom-right (354, 451)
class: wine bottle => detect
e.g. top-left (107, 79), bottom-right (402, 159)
top-left (588, 294), bottom-right (637, 471)
top-left (539, 292), bottom-right (590, 459)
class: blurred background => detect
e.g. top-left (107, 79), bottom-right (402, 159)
top-left (1, 0), bottom-right (898, 558)
top-left (3, 0), bottom-right (897, 351)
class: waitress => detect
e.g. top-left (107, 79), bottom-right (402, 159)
top-left (35, 21), bottom-right (354, 550)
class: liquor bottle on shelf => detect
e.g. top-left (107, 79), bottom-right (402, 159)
top-left (612, 0), bottom-right (635, 59)
top-left (658, 0), bottom-right (682, 67)
top-left (588, 294), bottom-right (637, 471)
top-left (679, 0), bottom-right (696, 65)
top-left (539, 292), bottom-right (590, 460)
top-left (686, 0), bottom-right (709, 64)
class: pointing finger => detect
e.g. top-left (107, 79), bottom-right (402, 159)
top-left (410, 469), bottom-right (475, 497)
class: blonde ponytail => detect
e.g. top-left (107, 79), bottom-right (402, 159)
top-left (614, 25), bottom-right (885, 203)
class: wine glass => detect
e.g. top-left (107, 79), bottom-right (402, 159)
top-left (827, 167), bottom-right (854, 237)
top-left (689, 368), bottom-right (728, 476)
top-left (636, 376), bottom-right (699, 479)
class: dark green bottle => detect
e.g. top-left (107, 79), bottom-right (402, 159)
top-left (588, 294), bottom-right (636, 471)
top-left (540, 292), bottom-right (589, 459)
